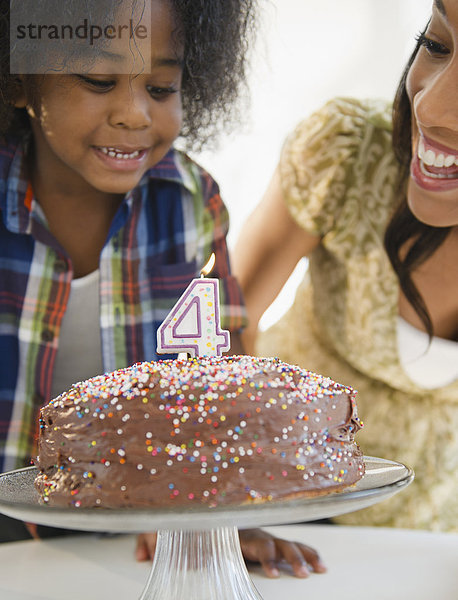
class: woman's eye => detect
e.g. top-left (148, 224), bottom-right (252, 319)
top-left (147, 86), bottom-right (179, 101)
top-left (416, 33), bottom-right (450, 57)
top-left (76, 75), bottom-right (115, 90)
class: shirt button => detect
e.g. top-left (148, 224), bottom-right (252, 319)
top-left (54, 258), bottom-right (67, 273)
top-left (41, 329), bottom-right (54, 343)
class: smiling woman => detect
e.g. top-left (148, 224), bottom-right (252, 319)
top-left (405, 0), bottom-right (458, 227)
top-left (386, 0), bottom-right (458, 338)
top-left (233, 0), bottom-right (458, 532)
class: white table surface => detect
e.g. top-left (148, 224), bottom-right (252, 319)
top-left (0, 524), bottom-right (456, 600)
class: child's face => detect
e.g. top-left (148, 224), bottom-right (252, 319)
top-left (24, 0), bottom-right (183, 197)
top-left (406, 0), bottom-right (458, 227)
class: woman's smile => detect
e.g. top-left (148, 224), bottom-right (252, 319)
top-left (411, 133), bottom-right (458, 193)
top-left (417, 135), bottom-right (458, 173)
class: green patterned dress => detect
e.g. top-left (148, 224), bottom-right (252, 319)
top-left (257, 97), bottom-right (458, 532)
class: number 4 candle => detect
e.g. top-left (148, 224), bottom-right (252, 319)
top-left (156, 253), bottom-right (231, 357)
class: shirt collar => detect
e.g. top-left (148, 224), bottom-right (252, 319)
top-left (147, 148), bottom-right (198, 196)
top-left (0, 140), bottom-right (196, 235)
top-left (0, 137), bottom-right (32, 234)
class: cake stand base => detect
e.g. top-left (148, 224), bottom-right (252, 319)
top-left (0, 458), bottom-right (414, 600)
top-left (140, 526), bottom-right (262, 600)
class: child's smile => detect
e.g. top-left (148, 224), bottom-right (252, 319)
top-left (93, 145), bottom-right (149, 173)
top-left (23, 0), bottom-right (183, 200)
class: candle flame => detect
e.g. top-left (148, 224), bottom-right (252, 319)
top-left (200, 253), bottom-right (216, 277)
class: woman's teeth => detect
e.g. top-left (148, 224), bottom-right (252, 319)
top-left (418, 139), bottom-right (458, 178)
top-left (99, 147), bottom-right (141, 160)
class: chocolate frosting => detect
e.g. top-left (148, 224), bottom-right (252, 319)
top-left (34, 355), bottom-right (364, 508)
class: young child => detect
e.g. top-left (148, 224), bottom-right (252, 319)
top-left (0, 0), bottom-right (325, 578)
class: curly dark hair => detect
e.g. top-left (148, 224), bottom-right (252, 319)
top-left (0, 0), bottom-right (258, 151)
top-left (385, 25), bottom-right (452, 339)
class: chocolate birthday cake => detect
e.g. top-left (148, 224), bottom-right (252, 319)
top-left (34, 355), bottom-right (364, 508)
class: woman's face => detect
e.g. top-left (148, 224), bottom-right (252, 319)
top-left (406, 0), bottom-right (458, 227)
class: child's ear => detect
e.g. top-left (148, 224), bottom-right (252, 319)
top-left (12, 75), bottom-right (27, 108)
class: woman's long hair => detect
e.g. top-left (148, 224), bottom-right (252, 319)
top-left (384, 28), bottom-right (452, 338)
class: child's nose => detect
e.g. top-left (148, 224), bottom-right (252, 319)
top-left (108, 87), bottom-right (152, 130)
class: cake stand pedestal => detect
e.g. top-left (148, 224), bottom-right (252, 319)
top-left (141, 527), bottom-right (262, 600)
top-left (0, 457), bottom-right (413, 600)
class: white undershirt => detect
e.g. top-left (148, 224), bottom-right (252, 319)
top-left (397, 316), bottom-right (458, 389)
top-left (51, 270), bottom-right (104, 399)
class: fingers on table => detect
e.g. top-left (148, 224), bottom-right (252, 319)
top-left (274, 538), bottom-right (327, 577)
top-left (135, 532), bottom-right (158, 562)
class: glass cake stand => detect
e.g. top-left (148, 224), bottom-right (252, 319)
top-left (0, 456), bottom-right (413, 600)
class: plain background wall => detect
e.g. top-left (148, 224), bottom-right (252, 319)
top-left (192, 0), bottom-right (433, 330)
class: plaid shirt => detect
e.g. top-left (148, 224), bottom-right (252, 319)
top-left (0, 138), bottom-right (246, 472)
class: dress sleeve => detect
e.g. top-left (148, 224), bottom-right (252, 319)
top-left (280, 97), bottom-right (384, 236)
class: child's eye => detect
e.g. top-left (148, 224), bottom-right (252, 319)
top-left (147, 86), bottom-right (179, 101)
top-left (76, 75), bottom-right (115, 91)
top-left (416, 33), bottom-right (450, 57)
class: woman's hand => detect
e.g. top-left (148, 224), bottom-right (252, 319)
top-left (135, 528), bottom-right (326, 579)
